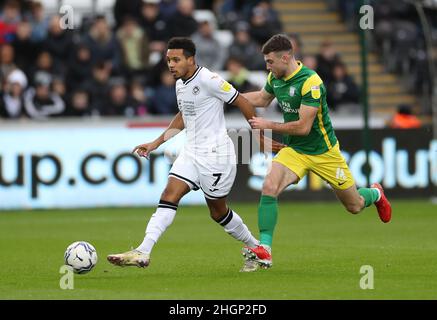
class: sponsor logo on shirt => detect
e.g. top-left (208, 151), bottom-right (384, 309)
top-left (279, 101), bottom-right (299, 113)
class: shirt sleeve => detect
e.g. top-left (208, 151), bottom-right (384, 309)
top-left (264, 72), bottom-right (274, 94)
top-left (204, 72), bottom-right (239, 104)
top-left (301, 73), bottom-right (323, 108)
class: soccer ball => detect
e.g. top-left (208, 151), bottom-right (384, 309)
top-left (64, 241), bottom-right (98, 274)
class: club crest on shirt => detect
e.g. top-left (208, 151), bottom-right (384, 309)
top-left (220, 80), bottom-right (232, 92)
top-left (192, 86), bottom-right (200, 95)
top-left (289, 86), bottom-right (296, 96)
top-left (311, 85), bottom-right (321, 99)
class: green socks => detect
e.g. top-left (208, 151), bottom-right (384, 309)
top-left (258, 195), bottom-right (278, 247)
top-left (257, 189), bottom-right (378, 247)
top-left (358, 188), bottom-right (380, 207)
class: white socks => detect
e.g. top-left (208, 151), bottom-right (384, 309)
top-left (136, 200), bottom-right (178, 254)
top-left (136, 202), bottom-right (259, 255)
top-left (218, 208), bottom-right (259, 248)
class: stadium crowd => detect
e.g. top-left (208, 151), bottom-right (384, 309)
top-left (332, 0), bottom-right (436, 109)
top-left (1, 0), bottom-right (363, 120)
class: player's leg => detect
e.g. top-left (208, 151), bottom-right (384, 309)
top-left (258, 161), bottom-right (300, 246)
top-left (107, 152), bottom-right (199, 268)
top-left (308, 143), bottom-right (391, 222)
top-left (198, 151), bottom-right (259, 248)
top-left (334, 183), bottom-right (391, 223)
top-left (257, 147), bottom-right (307, 250)
top-left (135, 176), bottom-right (191, 255)
top-left (242, 147), bottom-right (308, 270)
top-left (205, 197), bottom-right (259, 248)
top-left (333, 184), bottom-right (365, 214)
top-left (107, 177), bottom-right (191, 268)
top-left (241, 160), bottom-right (300, 269)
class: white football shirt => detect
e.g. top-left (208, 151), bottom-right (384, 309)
top-left (175, 66), bottom-right (239, 154)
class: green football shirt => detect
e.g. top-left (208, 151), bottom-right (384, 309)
top-left (264, 61), bottom-right (338, 155)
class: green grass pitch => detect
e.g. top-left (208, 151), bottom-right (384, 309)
top-left (1, 200), bottom-right (436, 299)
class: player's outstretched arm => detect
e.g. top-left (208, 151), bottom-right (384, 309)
top-left (242, 89), bottom-right (274, 108)
top-left (133, 112), bottom-right (184, 158)
top-left (249, 104), bottom-right (318, 136)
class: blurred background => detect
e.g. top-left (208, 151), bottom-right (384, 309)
top-left (0, 0), bottom-right (436, 209)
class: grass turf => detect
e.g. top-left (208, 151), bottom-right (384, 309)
top-left (0, 200), bottom-right (436, 299)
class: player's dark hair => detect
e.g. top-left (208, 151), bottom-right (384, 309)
top-left (167, 37), bottom-right (196, 58)
top-left (261, 34), bottom-right (293, 55)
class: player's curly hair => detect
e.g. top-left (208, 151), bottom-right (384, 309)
top-left (261, 34), bottom-right (293, 55)
top-left (167, 37), bottom-right (196, 58)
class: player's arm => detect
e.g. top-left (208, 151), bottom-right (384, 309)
top-left (232, 94), bottom-right (286, 152)
top-left (133, 112), bottom-right (184, 158)
top-left (249, 104), bottom-right (318, 136)
top-left (242, 89), bottom-right (275, 108)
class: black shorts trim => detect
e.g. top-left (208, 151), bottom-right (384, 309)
top-left (202, 189), bottom-right (229, 199)
top-left (169, 173), bottom-right (200, 190)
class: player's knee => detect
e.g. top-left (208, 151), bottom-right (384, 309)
top-left (345, 203), bottom-right (362, 214)
top-left (160, 187), bottom-right (182, 204)
top-left (262, 178), bottom-right (280, 197)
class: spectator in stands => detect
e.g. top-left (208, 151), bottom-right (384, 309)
top-left (168, 0), bottom-right (198, 38)
top-left (12, 21), bottom-right (39, 74)
top-left (302, 54), bottom-right (317, 70)
top-left (43, 15), bottom-right (73, 69)
top-left (66, 43), bottom-right (93, 92)
top-left (0, 0), bottom-right (21, 44)
top-left (0, 43), bottom-right (16, 88)
top-left (130, 77), bottom-right (148, 116)
top-left (249, 4), bottom-right (281, 46)
top-left (316, 40), bottom-right (342, 87)
top-left (225, 56), bottom-right (258, 95)
top-left (191, 19), bottom-right (226, 70)
top-left (116, 16), bottom-right (150, 78)
top-left (104, 77), bottom-right (137, 117)
top-left (83, 61), bottom-right (111, 116)
top-left (29, 1), bottom-right (49, 43)
top-left (228, 21), bottom-right (264, 70)
top-left (23, 71), bottom-right (65, 119)
top-left (65, 87), bottom-right (91, 117)
top-left (224, 56), bottom-right (258, 112)
top-left (158, 0), bottom-right (178, 20)
top-left (113, 0), bottom-right (143, 29)
top-left (288, 33), bottom-right (303, 61)
top-left (147, 69), bottom-right (177, 114)
top-left (389, 104), bottom-right (422, 129)
top-left (215, 0), bottom-right (245, 30)
top-left (255, 0), bottom-right (282, 31)
top-left (327, 62), bottom-right (359, 111)
top-left (84, 15), bottom-right (122, 74)
top-left (140, 0), bottom-right (170, 53)
top-left (0, 68), bottom-right (26, 118)
top-left (28, 50), bottom-right (62, 86)
top-left (52, 74), bottom-right (66, 102)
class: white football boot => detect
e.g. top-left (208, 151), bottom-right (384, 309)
top-left (107, 250), bottom-right (150, 268)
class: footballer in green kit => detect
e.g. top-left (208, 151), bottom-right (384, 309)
top-left (241, 34), bottom-right (392, 272)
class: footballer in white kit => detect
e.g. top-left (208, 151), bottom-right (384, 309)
top-left (169, 65), bottom-right (239, 200)
top-left (107, 37), bottom-right (284, 272)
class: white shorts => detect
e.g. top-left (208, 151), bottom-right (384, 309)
top-left (169, 142), bottom-right (237, 200)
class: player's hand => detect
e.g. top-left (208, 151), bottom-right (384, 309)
top-left (249, 117), bottom-right (273, 130)
top-left (256, 134), bottom-right (286, 154)
top-left (132, 142), bottom-right (158, 159)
